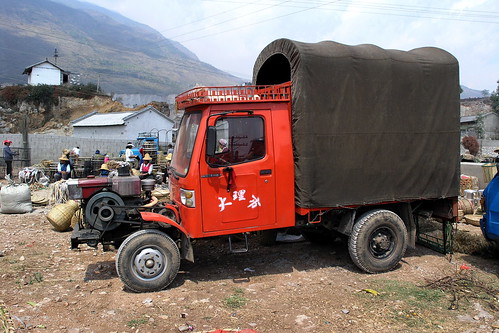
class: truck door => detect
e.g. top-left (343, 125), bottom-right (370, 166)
top-left (199, 111), bottom-right (276, 233)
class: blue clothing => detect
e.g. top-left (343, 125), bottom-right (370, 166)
top-left (57, 162), bottom-right (71, 173)
top-left (3, 146), bottom-right (16, 161)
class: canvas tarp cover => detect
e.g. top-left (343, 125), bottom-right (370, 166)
top-left (253, 39), bottom-right (460, 208)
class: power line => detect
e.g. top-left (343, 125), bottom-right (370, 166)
top-left (1, 0), bottom-right (497, 88)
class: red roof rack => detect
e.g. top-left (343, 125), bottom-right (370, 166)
top-left (176, 81), bottom-right (291, 109)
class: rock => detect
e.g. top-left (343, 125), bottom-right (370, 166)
top-left (178, 324), bottom-right (193, 332)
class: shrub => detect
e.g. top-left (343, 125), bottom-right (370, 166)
top-left (0, 86), bottom-right (29, 105)
top-left (26, 84), bottom-right (56, 106)
top-left (462, 136), bottom-right (479, 156)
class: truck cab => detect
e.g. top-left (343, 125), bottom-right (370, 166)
top-left (169, 83), bottom-right (295, 238)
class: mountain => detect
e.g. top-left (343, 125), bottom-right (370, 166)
top-left (461, 85), bottom-right (489, 99)
top-left (0, 0), bottom-right (243, 96)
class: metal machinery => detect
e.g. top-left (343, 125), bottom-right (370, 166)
top-left (69, 176), bottom-right (177, 250)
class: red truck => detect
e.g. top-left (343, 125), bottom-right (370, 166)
top-left (70, 39), bottom-right (460, 292)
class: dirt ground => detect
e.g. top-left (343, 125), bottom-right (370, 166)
top-left (1, 189), bottom-right (498, 333)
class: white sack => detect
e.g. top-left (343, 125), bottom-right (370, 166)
top-left (0, 183), bottom-right (32, 214)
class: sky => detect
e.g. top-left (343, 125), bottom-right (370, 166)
top-left (82, 0), bottom-right (499, 92)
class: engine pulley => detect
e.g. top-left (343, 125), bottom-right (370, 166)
top-left (85, 192), bottom-right (125, 231)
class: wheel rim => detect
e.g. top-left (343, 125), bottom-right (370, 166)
top-left (369, 227), bottom-right (395, 259)
top-left (132, 247), bottom-right (167, 281)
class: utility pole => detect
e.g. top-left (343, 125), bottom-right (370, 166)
top-left (54, 48), bottom-right (59, 65)
top-left (21, 113), bottom-right (30, 167)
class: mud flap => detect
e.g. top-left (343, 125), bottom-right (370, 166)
top-left (181, 233), bottom-right (194, 262)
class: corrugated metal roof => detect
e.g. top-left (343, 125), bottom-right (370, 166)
top-left (22, 59), bottom-right (69, 75)
top-left (72, 112), bottom-right (135, 127)
top-left (461, 115), bottom-right (477, 123)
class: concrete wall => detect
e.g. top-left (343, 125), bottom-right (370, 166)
top-left (461, 162), bottom-right (496, 190)
top-left (0, 133), bottom-right (126, 165)
top-left (73, 125), bottom-right (127, 141)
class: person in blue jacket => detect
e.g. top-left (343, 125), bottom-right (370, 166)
top-left (3, 140), bottom-right (18, 179)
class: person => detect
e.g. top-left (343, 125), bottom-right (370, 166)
top-left (54, 155), bottom-right (71, 181)
top-left (167, 144), bottom-right (174, 154)
top-left (494, 148), bottom-right (499, 173)
top-left (93, 149), bottom-right (104, 159)
top-left (139, 153), bottom-right (154, 179)
top-left (103, 154), bottom-right (110, 164)
top-left (71, 146), bottom-right (80, 165)
top-left (163, 153), bottom-right (173, 183)
top-left (99, 163), bottom-right (110, 177)
top-left (125, 142), bottom-right (140, 169)
top-left (125, 142), bottom-right (135, 162)
top-left (3, 140), bottom-right (18, 179)
top-left (217, 138), bottom-right (228, 153)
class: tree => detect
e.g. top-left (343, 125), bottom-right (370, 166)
top-left (475, 113), bottom-right (485, 140)
top-left (491, 80), bottom-right (499, 113)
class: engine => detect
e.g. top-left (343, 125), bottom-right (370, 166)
top-left (69, 176), bottom-right (159, 249)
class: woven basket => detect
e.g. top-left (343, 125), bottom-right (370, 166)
top-left (66, 200), bottom-right (79, 210)
top-left (463, 214), bottom-right (482, 227)
top-left (47, 203), bottom-right (79, 231)
top-left (458, 198), bottom-right (474, 215)
top-left (70, 208), bottom-right (83, 228)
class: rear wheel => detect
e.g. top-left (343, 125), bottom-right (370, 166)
top-left (116, 229), bottom-right (180, 292)
top-left (348, 209), bottom-right (407, 273)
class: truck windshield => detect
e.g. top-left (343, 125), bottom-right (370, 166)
top-left (171, 112), bottom-right (202, 177)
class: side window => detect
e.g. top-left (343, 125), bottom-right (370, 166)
top-left (208, 116), bottom-right (265, 166)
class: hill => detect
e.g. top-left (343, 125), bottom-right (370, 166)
top-left (461, 85), bottom-right (488, 99)
top-left (0, 0), bottom-right (243, 96)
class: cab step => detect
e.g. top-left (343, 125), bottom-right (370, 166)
top-left (228, 234), bottom-right (249, 253)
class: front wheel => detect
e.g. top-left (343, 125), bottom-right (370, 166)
top-left (348, 209), bottom-right (407, 273)
top-left (116, 229), bottom-right (180, 292)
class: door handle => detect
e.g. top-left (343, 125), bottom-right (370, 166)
top-left (260, 169), bottom-right (272, 175)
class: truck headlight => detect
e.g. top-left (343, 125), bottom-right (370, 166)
top-left (180, 189), bottom-right (195, 208)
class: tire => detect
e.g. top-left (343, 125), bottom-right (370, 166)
top-left (116, 229), bottom-right (180, 293)
top-left (348, 209), bottom-right (408, 273)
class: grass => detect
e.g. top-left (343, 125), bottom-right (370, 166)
top-left (453, 229), bottom-right (499, 257)
top-left (126, 317), bottom-right (148, 328)
top-left (357, 279), bottom-right (447, 330)
top-left (28, 272), bottom-right (43, 284)
top-left (376, 280), bottom-right (446, 309)
top-left (224, 288), bottom-right (248, 309)
top-left (1, 305), bottom-right (13, 332)
top-left (358, 272), bottom-right (499, 331)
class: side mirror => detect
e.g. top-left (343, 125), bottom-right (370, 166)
top-left (206, 126), bottom-right (217, 157)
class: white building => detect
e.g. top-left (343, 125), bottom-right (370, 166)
top-left (461, 112), bottom-right (499, 140)
top-left (71, 106), bottom-right (175, 143)
top-left (22, 59), bottom-right (70, 86)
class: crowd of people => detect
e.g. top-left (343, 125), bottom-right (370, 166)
top-left (3, 139), bottom-right (173, 183)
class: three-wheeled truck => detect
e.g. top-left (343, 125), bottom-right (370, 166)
top-left (70, 39), bottom-right (460, 292)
